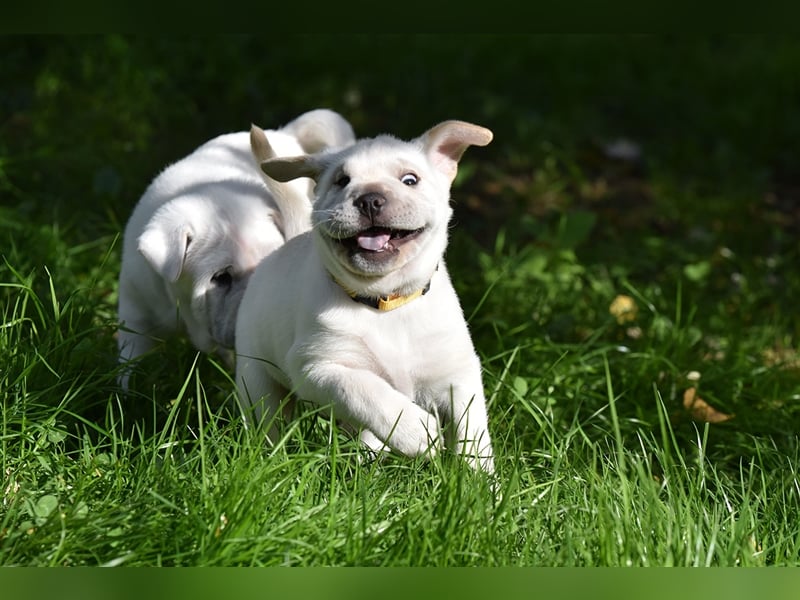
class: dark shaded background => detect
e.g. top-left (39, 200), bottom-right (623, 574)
top-left (4, 35), bottom-right (799, 240)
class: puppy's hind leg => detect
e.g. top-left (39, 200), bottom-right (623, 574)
top-left (236, 355), bottom-right (291, 444)
top-left (116, 312), bottom-right (159, 391)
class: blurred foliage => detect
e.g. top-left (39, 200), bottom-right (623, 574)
top-left (3, 35), bottom-right (800, 235)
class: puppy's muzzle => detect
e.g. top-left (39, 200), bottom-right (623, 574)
top-left (355, 192), bottom-right (386, 222)
top-left (332, 190), bottom-right (424, 257)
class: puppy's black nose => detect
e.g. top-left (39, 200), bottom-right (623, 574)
top-left (354, 192), bottom-right (385, 220)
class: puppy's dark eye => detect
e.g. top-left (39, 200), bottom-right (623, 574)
top-left (335, 174), bottom-right (351, 187)
top-left (211, 268), bottom-right (233, 288)
top-left (400, 173), bottom-right (418, 186)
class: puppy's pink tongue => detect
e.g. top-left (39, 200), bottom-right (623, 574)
top-left (357, 231), bottom-right (391, 251)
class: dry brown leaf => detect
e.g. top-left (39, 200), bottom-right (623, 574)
top-left (762, 345), bottom-right (800, 371)
top-left (609, 294), bottom-right (638, 324)
top-left (683, 387), bottom-right (734, 424)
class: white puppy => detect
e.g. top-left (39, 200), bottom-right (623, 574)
top-left (117, 109), bottom-right (355, 389)
top-left (235, 120), bottom-right (495, 472)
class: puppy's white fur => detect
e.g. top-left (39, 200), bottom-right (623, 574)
top-left (117, 109), bottom-right (355, 389)
top-left (235, 120), bottom-right (494, 472)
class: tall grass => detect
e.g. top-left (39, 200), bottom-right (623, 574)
top-left (1, 233), bottom-right (798, 566)
top-left (2, 35), bottom-right (799, 566)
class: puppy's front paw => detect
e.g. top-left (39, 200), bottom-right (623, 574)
top-left (359, 429), bottom-right (389, 455)
top-left (465, 449), bottom-right (495, 474)
top-left (454, 434), bottom-right (494, 474)
top-left (386, 407), bottom-right (441, 459)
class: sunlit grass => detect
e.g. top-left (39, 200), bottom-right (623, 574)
top-left (1, 224), bottom-right (798, 566)
top-left (2, 35), bottom-right (799, 566)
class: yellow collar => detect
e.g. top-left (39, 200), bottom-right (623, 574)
top-left (333, 275), bottom-right (433, 312)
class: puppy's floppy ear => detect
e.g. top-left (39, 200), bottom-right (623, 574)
top-left (260, 154), bottom-right (324, 183)
top-left (251, 123), bottom-right (324, 183)
top-left (138, 222), bottom-right (193, 282)
top-left (251, 124), bottom-right (315, 239)
top-left (419, 120), bottom-right (493, 183)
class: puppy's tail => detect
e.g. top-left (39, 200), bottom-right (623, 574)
top-left (280, 108), bottom-right (356, 154)
top-left (250, 124), bottom-right (312, 241)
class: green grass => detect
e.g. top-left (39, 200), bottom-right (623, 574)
top-left (2, 35), bottom-right (800, 566)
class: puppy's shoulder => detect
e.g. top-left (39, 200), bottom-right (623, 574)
top-left (253, 231), bottom-right (315, 277)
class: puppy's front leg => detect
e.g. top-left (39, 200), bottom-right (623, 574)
top-left (295, 364), bottom-right (440, 459)
top-left (445, 384), bottom-right (495, 474)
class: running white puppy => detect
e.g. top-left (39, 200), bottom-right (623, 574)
top-left (117, 109), bottom-right (355, 389)
top-left (236, 120), bottom-right (494, 472)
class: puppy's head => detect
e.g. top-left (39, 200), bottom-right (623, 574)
top-left (138, 196), bottom-right (284, 350)
top-left (260, 120), bottom-right (492, 296)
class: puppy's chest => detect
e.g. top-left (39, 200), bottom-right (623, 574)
top-left (350, 311), bottom-right (454, 393)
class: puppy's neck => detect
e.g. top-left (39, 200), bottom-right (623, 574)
top-left (332, 271), bottom-right (435, 312)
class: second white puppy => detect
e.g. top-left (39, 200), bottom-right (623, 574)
top-left (236, 120), bottom-right (495, 472)
top-left (117, 109), bottom-right (355, 389)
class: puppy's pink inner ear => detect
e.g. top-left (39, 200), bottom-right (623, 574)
top-left (429, 139), bottom-right (472, 182)
top-left (423, 121), bottom-right (493, 182)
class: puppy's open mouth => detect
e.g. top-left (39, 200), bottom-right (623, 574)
top-left (339, 226), bottom-right (424, 254)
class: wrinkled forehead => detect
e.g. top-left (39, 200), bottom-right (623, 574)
top-left (332, 135), bottom-right (426, 176)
